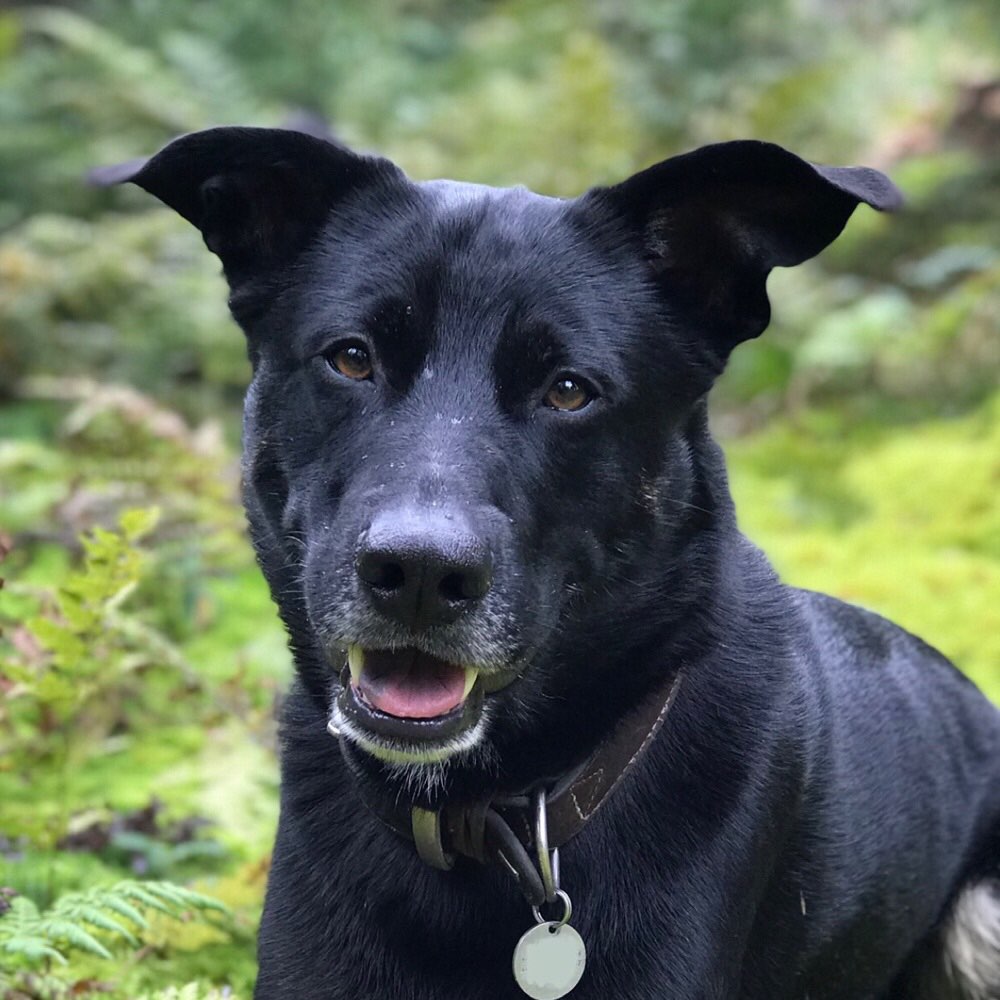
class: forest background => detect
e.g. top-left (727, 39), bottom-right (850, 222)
top-left (1, 1), bottom-right (998, 996)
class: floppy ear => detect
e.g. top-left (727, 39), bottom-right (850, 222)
top-left (91, 126), bottom-right (402, 287)
top-left (586, 140), bottom-right (902, 365)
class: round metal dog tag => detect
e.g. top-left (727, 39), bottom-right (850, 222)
top-left (513, 922), bottom-right (587, 999)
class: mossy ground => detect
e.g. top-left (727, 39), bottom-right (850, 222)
top-left (728, 395), bottom-right (1000, 701)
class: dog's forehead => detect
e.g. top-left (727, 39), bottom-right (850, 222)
top-left (414, 180), bottom-right (584, 305)
top-left (300, 174), bottom-right (612, 329)
top-left (419, 178), bottom-right (564, 214)
top-left (290, 172), bottom-right (642, 386)
top-left (413, 178), bottom-right (576, 268)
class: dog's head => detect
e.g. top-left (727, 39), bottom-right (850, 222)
top-left (102, 128), bottom-right (899, 799)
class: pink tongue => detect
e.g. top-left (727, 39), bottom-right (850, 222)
top-left (356, 650), bottom-right (468, 719)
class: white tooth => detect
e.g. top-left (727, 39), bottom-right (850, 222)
top-left (463, 667), bottom-right (479, 699)
top-left (348, 646), bottom-right (365, 683)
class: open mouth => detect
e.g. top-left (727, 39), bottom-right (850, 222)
top-left (336, 646), bottom-right (488, 747)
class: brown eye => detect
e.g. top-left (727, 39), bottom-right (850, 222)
top-left (543, 375), bottom-right (593, 412)
top-left (326, 342), bottom-right (373, 381)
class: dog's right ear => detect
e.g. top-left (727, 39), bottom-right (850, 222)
top-left (581, 140), bottom-right (901, 372)
top-left (91, 126), bottom-right (402, 288)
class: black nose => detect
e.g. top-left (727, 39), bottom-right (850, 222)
top-left (356, 508), bottom-right (493, 628)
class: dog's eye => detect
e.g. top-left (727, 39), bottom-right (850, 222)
top-left (325, 342), bottom-right (373, 381)
top-left (543, 375), bottom-right (594, 412)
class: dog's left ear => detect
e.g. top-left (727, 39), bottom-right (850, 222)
top-left (585, 140), bottom-right (902, 365)
top-left (91, 126), bottom-right (402, 288)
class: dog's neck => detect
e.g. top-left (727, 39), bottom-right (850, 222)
top-left (340, 665), bottom-right (686, 906)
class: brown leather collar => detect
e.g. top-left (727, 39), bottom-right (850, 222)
top-left (352, 669), bottom-right (684, 906)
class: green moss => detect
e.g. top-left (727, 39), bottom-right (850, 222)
top-left (727, 393), bottom-right (1000, 703)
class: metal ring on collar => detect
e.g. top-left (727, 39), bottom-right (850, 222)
top-left (532, 888), bottom-right (573, 929)
top-left (533, 787), bottom-right (559, 903)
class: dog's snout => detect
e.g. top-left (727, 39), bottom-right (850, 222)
top-left (356, 508), bottom-right (493, 628)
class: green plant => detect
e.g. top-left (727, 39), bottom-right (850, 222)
top-left (2, 504), bottom-right (157, 670)
top-left (0, 507), bottom-right (192, 845)
top-left (12, 507), bottom-right (161, 714)
top-left (138, 984), bottom-right (240, 1000)
top-left (0, 880), bottom-right (227, 990)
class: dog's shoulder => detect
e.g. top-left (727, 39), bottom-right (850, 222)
top-left (795, 587), bottom-right (952, 670)
top-left (790, 586), bottom-right (1000, 753)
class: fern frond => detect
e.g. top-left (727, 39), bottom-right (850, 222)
top-left (113, 882), bottom-right (176, 916)
top-left (0, 933), bottom-right (69, 965)
top-left (92, 892), bottom-right (148, 929)
top-left (34, 917), bottom-right (112, 959)
top-left (0, 879), bottom-right (228, 970)
top-left (52, 897), bottom-right (138, 944)
top-left (0, 896), bottom-right (68, 966)
top-left (116, 880), bottom-right (228, 916)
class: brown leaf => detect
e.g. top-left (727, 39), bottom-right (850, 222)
top-left (69, 980), bottom-right (115, 996)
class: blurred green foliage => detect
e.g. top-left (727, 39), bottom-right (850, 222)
top-left (0, 880), bottom-right (227, 971)
top-left (0, 0), bottom-right (998, 995)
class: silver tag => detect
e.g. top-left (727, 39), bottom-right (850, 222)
top-left (512, 921), bottom-right (587, 999)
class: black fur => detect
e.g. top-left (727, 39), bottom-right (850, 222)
top-left (107, 129), bottom-right (1000, 999)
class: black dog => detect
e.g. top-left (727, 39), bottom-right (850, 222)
top-left (102, 128), bottom-right (1000, 999)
